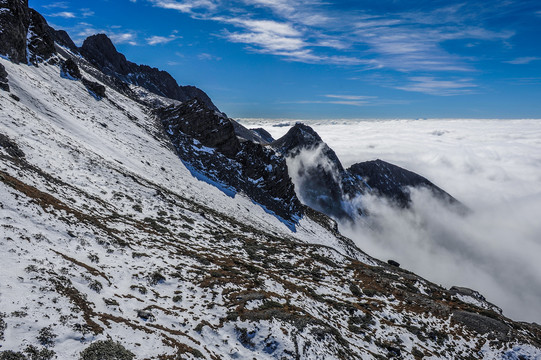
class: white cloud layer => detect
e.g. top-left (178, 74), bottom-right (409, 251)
top-left (240, 118), bottom-right (541, 323)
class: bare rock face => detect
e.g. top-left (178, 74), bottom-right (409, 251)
top-left (250, 128), bottom-right (275, 144)
top-left (80, 34), bottom-right (218, 111)
top-left (348, 159), bottom-right (459, 208)
top-left (26, 9), bottom-right (56, 65)
top-left (50, 28), bottom-right (78, 53)
top-left (158, 99), bottom-right (303, 225)
top-left (0, 0), bottom-right (30, 63)
top-left (60, 58), bottom-right (82, 80)
top-left (0, 64), bottom-right (9, 92)
top-left (0, 1), bottom-right (56, 64)
top-left (158, 99), bottom-right (240, 157)
top-left (82, 78), bottom-right (106, 100)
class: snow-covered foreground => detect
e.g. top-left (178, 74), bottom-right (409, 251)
top-left (1, 57), bottom-right (541, 359)
top-left (239, 118), bottom-right (541, 323)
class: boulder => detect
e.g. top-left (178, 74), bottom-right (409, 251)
top-left (387, 259), bottom-right (400, 267)
top-left (82, 78), bottom-right (106, 99)
top-left (0, 133), bottom-right (25, 158)
top-left (60, 58), bottom-right (82, 80)
top-left (0, 64), bottom-right (9, 92)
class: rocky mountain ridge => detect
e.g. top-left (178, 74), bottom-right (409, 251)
top-left (1, 2), bottom-right (540, 359)
top-left (270, 123), bottom-right (459, 222)
top-left (0, 0), bottom-right (215, 110)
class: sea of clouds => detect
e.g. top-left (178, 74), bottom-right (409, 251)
top-left (239, 118), bottom-right (541, 323)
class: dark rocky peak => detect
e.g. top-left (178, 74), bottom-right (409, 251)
top-left (0, 0), bottom-right (30, 63)
top-left (348, 159), bottom-right (459, 208)
top-left (157, 98), bottom-right (240, 158)
top-left (272, 123), bottom-right (323, 154)
top-left (250, 128), bottom-right (274, 144)
top-left (80, 34), bottom-right (134, 76)
top-left (272, 123), bottom-right (345, 173)
top-left (272, 123), bottom-right (366, 221)
top-left (80, 33), bottom-right (218, 111)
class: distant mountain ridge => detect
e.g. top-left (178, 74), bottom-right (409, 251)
top-left (80, 34), bottom-right (218, 111)
top-left (270, 123), bottom-right (460, 222)
top-left (0, 0), bottom-right (215, 109)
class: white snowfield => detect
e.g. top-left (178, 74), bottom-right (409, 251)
top-left (1, 57), bottom-right (540, 359)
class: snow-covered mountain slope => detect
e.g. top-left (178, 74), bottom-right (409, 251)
top-left (2, 56), bottom-right (541, 359)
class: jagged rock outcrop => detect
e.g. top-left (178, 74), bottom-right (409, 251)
top-left (82, 78), bottom-right (106, 99)
top-left (0, 133), bottom-right (25, 158)
top-left (159, 99), bottom-right (240, 157)
top-left (60, 58), bottom-right (82, 80)
top-left (231, 120), bottom-right (272, 144)
top-left (450, 286), bottom-right (502, 314)
top-left (0, 64), bottom-right (9, 91)
top-left (26, 9), bottom-right (56, 64)
top-left (80, 34), bottom-right (218, 111)
top-left (0, 0), bottom-right (30, 63)
top-left (272, 123), bottom-right (367, 220)
top-left (0, 0), bottom-right (57, 64)
top-left (157, 99), bottom-right (302, 225)
top-left (348, 159), bottom-right (459, 208)
top-left (250, 128), bottom-right (274, 144)
top-left (50, 28), bottom-right (78, 53)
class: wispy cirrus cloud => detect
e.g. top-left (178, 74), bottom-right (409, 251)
top-left (395, 76), bottom-right (478, 96)
top-left (198, 53), bottom-right (222, 61)
top-left (286, 94), bottom-right (408, 107)
top-left (48, 11), bottom-right (77, 19)
top-left (145, 1), bottom-right (512, 67)
top-left (149, 0), bottom-right (217, 14)
top-left (81, 8), bottom-right (95, 18)
top-left (138, 1), bottom-right (525, 95)
top-left (505, 57), bottom-right (541, 65)
top-left (146, 32), bottom-right (182, 45)
top-left (42, 2), bottom-right (69, 9)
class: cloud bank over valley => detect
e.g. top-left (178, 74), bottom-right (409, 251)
top-left (240, 118), bottom-right (541, 323)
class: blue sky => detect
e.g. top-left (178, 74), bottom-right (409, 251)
top-left (31, 0), bottom-right (541, 119)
